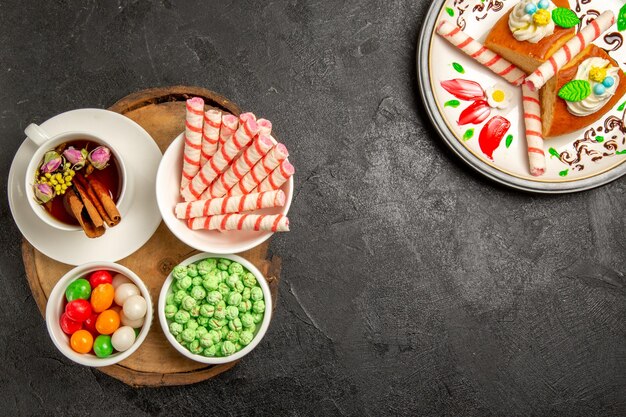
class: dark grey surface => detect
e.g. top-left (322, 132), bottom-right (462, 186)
top-left (0, 0), bottom-right (624, 416)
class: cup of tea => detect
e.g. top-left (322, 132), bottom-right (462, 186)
top-left (24, 124), bottom-right (129, 232)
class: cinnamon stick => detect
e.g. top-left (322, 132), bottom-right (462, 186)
top-left (63, 189), bottom-right (105, 238)
top-left (88, 177), bottom-right (122, 226)
top-left (73, 181), bottom-right (104, 228)
top-left (74, 174), bottom-right (115, 227)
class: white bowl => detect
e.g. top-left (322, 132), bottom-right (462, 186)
top-left (158, 253), bottom-right (272, 364)
top-left (46, 262), bottom-right (152, 367)
top-left (155, 133), bottom-right (293, 254)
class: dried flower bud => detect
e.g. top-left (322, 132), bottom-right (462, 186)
top-left (88, 146), bottom-right (111, 170)
top-left (63, 147), bottom-right (87, 169)
top-left (40, 151), bottom-right (63, 174)
top-left (34, 182), bottom-right (55, 204)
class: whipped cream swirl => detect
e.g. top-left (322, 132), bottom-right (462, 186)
top-left (567, 58), bottom-right (620, 117)
top-left (508, 0), bottom-right (556, 44)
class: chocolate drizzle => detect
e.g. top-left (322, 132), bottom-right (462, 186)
top-left (576, 9), bottom-right (600, 32)
top-left (451, 0), bottom-right (504, 30)
top-left (574, 0), bottom-right (592, 13)
top-left (603, 33), bottom-right (623, 52)
top-left (473, 0), bottom-right (504, 22)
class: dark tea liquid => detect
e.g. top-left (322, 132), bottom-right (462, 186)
top-left (42, 140), bottom-right (121, 226)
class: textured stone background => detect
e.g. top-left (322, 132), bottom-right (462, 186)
top-left (1, 0), bottom-right (625, 416)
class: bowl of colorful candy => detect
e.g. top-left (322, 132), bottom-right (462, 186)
top-left (45, 262), bottom-right (152, 367)
top-left (158, 253), bottom-right (272, 364)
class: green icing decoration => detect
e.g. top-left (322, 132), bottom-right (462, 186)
top-left (445, 7), bottom-right (454, 17)
top-left (452, 62), bottom-right (465, 74)
top-left (548, 147), bottom-right (560, 159)
top-left (552, 8), bottom-right (580, 29)
top-left (595, 136), bottom-right (604, 143)
top-left (505, 134), bottom-right (513, 148)
top-left (463, 128), bottom-right (474, 141)
top-left (445, 100), bottom-right (460, 108)
top-left (558, 80), bottom-right (591, 102)
top-left (618, 3), bottom-right (626, 32)
top-left (616, 150), bottom-right (626, 155)
top-left (558, 169), bottom-right (569, 177)
top-left (618, 101), bottom-right (626, 111)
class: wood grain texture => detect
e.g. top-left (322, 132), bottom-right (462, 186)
top-left (21, 86), bottom-right (281, 387)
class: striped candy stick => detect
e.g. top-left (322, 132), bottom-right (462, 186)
top-left (254, 160), bottom-right (295, 193)
top-left (525, 11), bottom-right (615, 91)
top-left (181, 117), bottom-right (259, 201)
top-left (521, 84), bottom-right (546, 177)
top-left (175, 190), bottom-right (286, 219)
top-left (228, 144), bottom-right (289, 196)
top-left (180, 97), bottom-right (205, 190)
top-left (202, 134), bottom-right (274, 199)
top-left (200, 110), bottom-right (222, 166)
top-left (256, 119), bottom-right (279, 145)
top-left (436, 20), bottom-right (526, 86)
top-left (217, 114), bottom-right (239, 150)
top-left (187, 213), bottom-right (290, 232)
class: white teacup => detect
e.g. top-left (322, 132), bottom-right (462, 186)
top-left (24, 123), bottom-right (129, 232)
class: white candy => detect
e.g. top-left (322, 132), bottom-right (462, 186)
top-left (120, 310), bottom-right (145, 328)
top-left (111, 326), bottom-right (136, 352)
top-left (114, 283), bottom-right (139, 306)
top-left (123, 295), bottom-right (147, 320)
top-left (111, 273), bottom-right (131, 289)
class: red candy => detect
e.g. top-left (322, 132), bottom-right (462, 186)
top-left (65, 299), bottom-right (92, 322)
top-left (83, 313), bottom-right (99, 336)
top-left (60, 312), bottom-right (82, 335)
top-left (89, 270), bottom-right (113, 288)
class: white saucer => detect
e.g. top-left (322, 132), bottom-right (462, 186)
top-left (8, 109), bottom-right (162, 265)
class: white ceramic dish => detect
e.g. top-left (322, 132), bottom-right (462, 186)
top-left (155, 133), bottom-right (293, 254)
top-left (8, 109), bottom-right (162, 264)
top-left (23, 125), bottom-right (128, 232)
top-left (158, 253), bottom-right (272, 364)
top-left (418, 0), bottom-right (626, 193)
top-left (46, 262), bottom-right (153, 367)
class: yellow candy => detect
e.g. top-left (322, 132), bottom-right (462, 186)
top-left (533, 9), bottom-right (550, 26)
top-left (589, 66), bottom-right (607, 83)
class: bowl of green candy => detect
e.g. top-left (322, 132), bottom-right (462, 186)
top-left (158, 253), bottom-right (271, 364)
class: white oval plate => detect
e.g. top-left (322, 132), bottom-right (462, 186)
top-left (418, 0), bottom-right (626, 193)
top-left (8, 109), bottom-right (162, 265)
top-left (156, 133), bottom-right (293, 254)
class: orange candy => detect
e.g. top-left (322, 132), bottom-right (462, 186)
top-left (70, 329), bottom-right (94, 354)
top-left (91, 283), bottom-right (114, 313)
top-left (95, 309), bottom-right (121, 335)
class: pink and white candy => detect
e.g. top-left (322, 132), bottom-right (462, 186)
top-left (188, 213), bottom-right (290, 232)
top-left (200, 110), bottom-right (222, 166)
top-left (180, 98), bottom-right (205, 189)
top-left (525, 11), bottom-right (615, 91)
top-left (175, 190), bottom-right (285, 219)
top-left (521, 84), bottom-right (546, 177)
top-left (218, 114), bottom-right (239, 150)
top-left (228, 144), bottom-right (289, 196)
top-left (436, 20), bottom-right (526, 86)
top-left (254, 160), bottom-right (295, 193)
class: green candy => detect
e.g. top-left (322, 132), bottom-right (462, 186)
top-left (199, 304), bottom-right (215, 318)
top-left (174, 290), bottom-right (187, 304)
top-left (238, 300), bottom-right (252, 313)
top-left (241, 287), bottom-right (251, 301)
top-left (217, 283), bottom-right (230, 297)
top-left (244, 323), bottom-right (256, 333)
top-left (239, 330), bottom-right (254, 346)
top-left (181, 328), bottom-right (196, 343)
top-left (225, 306), bottom-right (239, 321)
top-left (250, 287), bottom-right (263, 301)
top-left (188, 339), bottom-right (203, 354)
top-left (226, 274), bottom-right (240, 289)
top-left (202, 275), bottom-right (220, 291)
top-left (197, 316), bottom-right (209, 326)
top-left (240, 313), bottom-right (254, 328)
top-left (165, 293), bottom-right (177, 306)
top-left (190, 286), bottom-right (206, 300)
top-left (203, 345), bottom-right (218, 357)
top-left (175, 333), bottom-right (184, 344)
top-left (178, 276), bottom-right (192, 291)
top-left (171, 281), bottom-right (180, 292)
top-left (172, 265), bottom-right (188, 280)
top-left (208, 318), bottom-right (223, 330)
top-left (174, 310), bottom-right (190, 324)
top-left (65, 278), bottom-right (91, 301)
top-left (225, 330), bottom-right (239, 343)
top-left (185, 319), bottom-right (199, 331)
top-left (221, 341), bottom-right (236, 356)
top-left (233, 281), bottom-right (244, 293)
top-left (93, 335), bottom-right (113, 358)
top-left (195, 326), bottom-right (208, 340)
top-left (199, 333), bottom-right (214, 348)
top-left (228, 262), bottom-right (244, 275)
top-left (187, 264), bottom-right (198, 278)
top-left (197, 259), bottom-right (216, 276)
top-left (220, 325), bottom-right (230, 340)
top-left (181, 296), bottom-right (196, 311)
top-left (190, 305), bottom-right (201, 318)
top-left (252, 313), bottom-right (263, 324)
top-left (227, 292), bottom-right (242, 306)
top-left (235, 343), bottom-right (243, 352)
top-left (208, 330), bottom-right (221, 344)
top-left (228, 318), bottom-right (243, 332)
top-left (206, 291), bottom-right (222, 305)
top-left (213, 304), bottom-right (226, 320)
top-left (243, 272), bottom-right (257, 288)
top-left (191, 276), bottom-right (203, 287)
top-left (252, 300), bottom-right (265, 314)
top-left (218, 270), bottom-right (229, 282)
top-left (169, 322), bottom-right (183, 336)
top-left (164, 304), bottom-right (178, 319)
top-left (214, 342), bottom-right (224, 357)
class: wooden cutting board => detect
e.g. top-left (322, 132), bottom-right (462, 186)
top-left (21, 86), bottom-right (282, 387)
